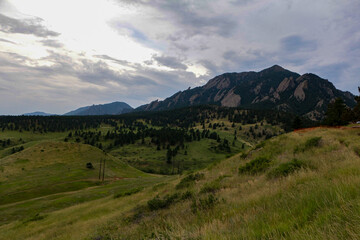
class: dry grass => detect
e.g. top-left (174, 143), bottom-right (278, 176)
top-left (1, 128), bottom-right (360, 239)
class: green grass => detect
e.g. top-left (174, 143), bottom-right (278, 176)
top-left (3, 126), bottom-right (360, 239)
top-left (294, 136), bottom-right (322, 153)
top-left (267, 158), bottom-right (305, 178)
top-left (110, 136), bottom-right (244, 175)
top-left (239, 156), bottom-right (272, 174)
top-left (0, 141), bottom-right (146, 204)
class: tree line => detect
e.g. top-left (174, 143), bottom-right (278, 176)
top-left (0, 106), bottom-right (316, 133)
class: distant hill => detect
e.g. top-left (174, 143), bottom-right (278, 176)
top-left (23, 111), bottom-right (56, 116)
top-left (137, 65), bottom-right (356, 120)
top-left (64, 101), bottom-right (133, 116)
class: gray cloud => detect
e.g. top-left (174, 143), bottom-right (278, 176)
top-left (280, 35), bottom-right (317, 52)
top-left (0, 13), bottom-right (59, 37)
top-left (308, 62), bottom-right (350, 83)
top-left (39, 39), bottom-right (63, 48)
top-left (93, 54), bottom-right (132, 66)
top-left (198, 59), bottom-right (221, 76)
top-left (0, 37), bottom-right (15, 44)
top-left (152, 54), bottom-right (188, 70)
top-left (0, 50), bottom-right (201, 114)
top-left (116, 0), bottom-right (237, 37)
top-left (158, 1), bottom-right (237, 37)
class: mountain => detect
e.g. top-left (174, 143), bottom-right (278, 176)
top-left (64, 101), bottom-right (133, 116)
top-left (23, 111), bottom-right (56, 116)
top-left (137, 65), bottom-right (356, 120)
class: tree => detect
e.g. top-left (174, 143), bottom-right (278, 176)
top-left (353, 87), bottom-right (360, 121)
top-left (323, 98), bottom-right (352, 126)
top-left (86, 162), bottom-right (94, 169)
top-left (292, 116), bottom-right (302, 129)
top-left (166, 148), bottom-right (172, 164)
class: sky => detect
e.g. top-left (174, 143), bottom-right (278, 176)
top-left (0, 0), bottom-right (359, 115)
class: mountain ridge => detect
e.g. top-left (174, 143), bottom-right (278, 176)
top-left (23, 111), bottom-right (56, 116)
top-left (137, 65), bottom-right (355, 120)
top-left (64, 101), bottom-right (133, 116)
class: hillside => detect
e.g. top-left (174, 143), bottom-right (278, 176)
top-left (1, 126), bottom-right (360, 239)
top-left (64, 101), bottom-right (133, 116)
top-left (0, 141), bottom-right (147, 205)
top-left (138, 65), bottom-right (355, 120)
top-left (22, 112), bottom-right (56, 116)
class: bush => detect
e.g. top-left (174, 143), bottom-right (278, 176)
top-left (191, 194), bottom-right (218, 213)
top-left (86, 162), bottom-right (94, 169)
top-left (239, 157), bottom-right (271, 175)
top-left (114, 187), bottom-right (143, 199)
top-left (240, 152), bottom-right (248, 159)
top-left (294, 137), bottom-right (322, 153)
top-left (23, 213), bottom-right (45, 223)
top-left (267, 159), bottom-right (305, 178)
top-left (147, 193), bottom-right (179, 211)
top-left (181, 190), bottom-right (194, 200)
top-left (255, 141), bottom-right (265, 149)
top-left (305, 137), bottom-right (322, 148)
top-left (176, 173), bottom-right (204, 189)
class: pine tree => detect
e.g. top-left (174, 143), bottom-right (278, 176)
top-left (323, 98), bottom-right (351, 126)
top-left (354, 87), bottom-right (360, 121)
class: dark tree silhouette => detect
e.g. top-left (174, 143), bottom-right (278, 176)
top-left (323, 98), bottom-right (352, 126)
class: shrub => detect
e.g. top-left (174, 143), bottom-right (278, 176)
top-left (239, 157), bottom-right (271, 175)
top-left (255, 141), bottom-right (265, 149)
top-left (240, 152), bottom-right (248, 159)
top-left (114, 187), bottom-right (143, 199)
top-left (305, 137), bottom-right (322, 148)
top-left (294, 137), bottom-right (322, 153)
top-left (147, 193), bottom-right (179, 211)
top-left (181, 190), bottom-right (194, 200)
top-left (23, 213), bottom-right (45, 223)
top-left (86, 162), bottom-right (94, 169)
top-left (191, 194), bottom-right (218, 213)
top-left (267, 159), bottom-right (305, 178)
top-left (176, 173), bottom-right (204, 189)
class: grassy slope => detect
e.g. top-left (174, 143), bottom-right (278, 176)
top-left (109, 119), bottom-right (276, 174)
top-left (0, 140), bottom-right (168, 226)
top-left (1, 127), bottom-right (359, 239)
top-left (110, 137), bottom-right (244, 174)
top-left (0, 141), bottom-right (146, 201)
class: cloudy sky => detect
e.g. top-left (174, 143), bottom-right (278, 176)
top-left (0, 0), bottom-right (359, 115)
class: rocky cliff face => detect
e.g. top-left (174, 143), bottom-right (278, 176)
top-left (137, 65), bottom-right (355, 120)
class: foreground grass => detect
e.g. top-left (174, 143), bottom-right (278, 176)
top-left (2, 127), bottom-right (360, 239)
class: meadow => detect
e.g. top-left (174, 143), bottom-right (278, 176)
top-left (0, 124), bottom-right (359, 239)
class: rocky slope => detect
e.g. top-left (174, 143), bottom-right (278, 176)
top-left (137, 65), bottom-right (355, 120)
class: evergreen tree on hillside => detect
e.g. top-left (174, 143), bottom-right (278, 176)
top-left (292, 116), bottom-right (302, 129)
top-left (353, 87), bottom-right (360, 121)
top-left (323, 98), bottom-right (352, 126)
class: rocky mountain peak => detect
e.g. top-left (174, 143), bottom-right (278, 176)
top-left (136, 65), bottom-right (356, 120)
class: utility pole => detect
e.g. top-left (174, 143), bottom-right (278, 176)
top-left (102, 158), bottom-right (106, 182)
top-left (98, 159), bottom-right (102, 180)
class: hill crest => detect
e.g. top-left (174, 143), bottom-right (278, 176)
top-left (64, 101), bottom-right (133, 116)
